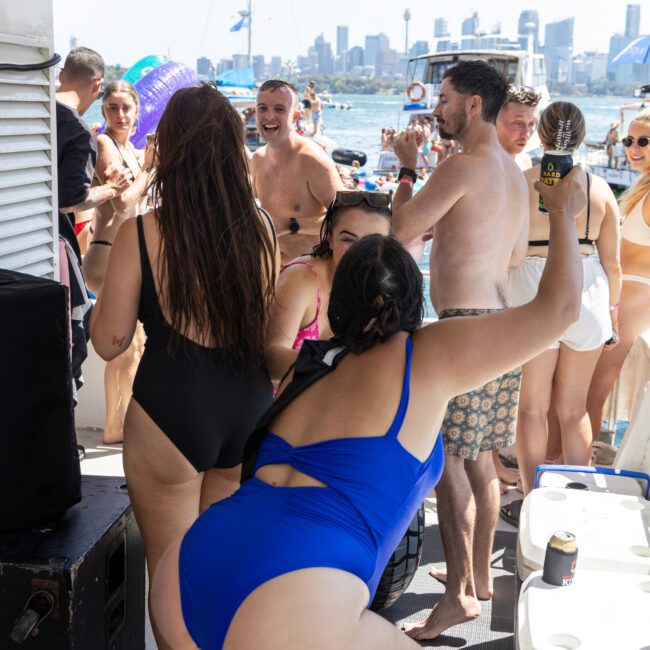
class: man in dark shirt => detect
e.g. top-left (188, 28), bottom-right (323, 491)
top-left (55, 47), bottom-right (131, 390)
top-left (55, 47), bottom-right (131, 263)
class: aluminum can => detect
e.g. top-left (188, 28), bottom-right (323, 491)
top-left (538, 151), bottom-right (573, 213)
top-left (542, 531), bottom-right (578, 586)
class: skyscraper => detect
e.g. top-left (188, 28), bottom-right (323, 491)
top-left (409, 41), bottom-right (429, 58)
top-left (347, 46), bottom-right (364, 70)
top-left (544, 18), bottom-right (574, 82)
top-left (314, 33), bottom-right (334, 75)
top-left (517, 10), bottom-right (539, 52)
top-left (625, 4), bottom-right (641, 39)
top-left (434, 18), bottom-right (449, 39)
top-left (337, 25), bottom-right (349, 56)
top-left (461, 11), bottom-right (479, 36)
top-left (365, 33), bottom-right (390, 68)
top-left (197, 56), bottom-right (212, 78)
top-left (461, 11), bottom-right (479, 49)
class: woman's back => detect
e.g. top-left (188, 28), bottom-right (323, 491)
top-left (524, 166), bottom-right (613, 256)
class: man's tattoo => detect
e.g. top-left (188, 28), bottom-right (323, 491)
top-left (112, 335), bottom-right (126, 347)
top-left (60, 184), bottom-right (116, 213)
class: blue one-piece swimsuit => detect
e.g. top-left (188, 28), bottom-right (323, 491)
top-left (179, 336), bottom-right (444, 649)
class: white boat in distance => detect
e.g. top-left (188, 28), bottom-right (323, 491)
top-left (400, 48), bottom-right (550, 154)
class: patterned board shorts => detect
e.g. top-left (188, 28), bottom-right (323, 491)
top-left (438, 308), bottom-right (522, 461)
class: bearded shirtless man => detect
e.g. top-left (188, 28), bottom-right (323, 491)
top-left (251, 80), bottom-right (343, 264)
top-left (392, 60), bottom-right (529, 641)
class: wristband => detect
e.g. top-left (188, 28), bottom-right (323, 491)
top-left (399, 176), bottom-right (414, 186)
top-left (398, 166), bottom-right (418, 183)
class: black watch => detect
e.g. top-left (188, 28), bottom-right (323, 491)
top-left (398, 167), bottom-right (418, 183)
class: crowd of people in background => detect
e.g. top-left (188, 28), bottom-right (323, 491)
top-left (55, 46), bottom-right (650, 648)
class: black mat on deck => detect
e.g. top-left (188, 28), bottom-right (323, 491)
top-left (381, 504), bottom-right (517, 649)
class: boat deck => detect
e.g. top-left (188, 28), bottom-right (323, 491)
top-left (77, 428), bottom-right (520, 649)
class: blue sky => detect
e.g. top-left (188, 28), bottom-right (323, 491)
top-left (53, 0), bottom-right (645, 69)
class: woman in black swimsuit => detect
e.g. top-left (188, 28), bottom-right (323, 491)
top-left (90, 85), bottom-right (278, 649)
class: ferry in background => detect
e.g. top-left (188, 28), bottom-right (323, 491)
top-left (374, 45), bottom-right (550, 174)
top-left (400, 47), bottom-right (550, 150)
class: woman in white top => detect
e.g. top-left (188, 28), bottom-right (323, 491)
top-left (588, 108), bottom-right (650, 437)
top-left (506, 102), bottom-right (621, 506)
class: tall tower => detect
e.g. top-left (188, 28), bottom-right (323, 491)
top-left (404, 8), bottom-right (411, 56)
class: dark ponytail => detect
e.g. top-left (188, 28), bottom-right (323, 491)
top-left (328, 235), bottom-right (423, 353)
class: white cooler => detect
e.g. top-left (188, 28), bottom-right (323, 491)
top-left (517, 569), bottom-right (650, 649)
top-left (517, 487), bottom-right (650, 581)
top-left (536, 466), bottom-right (646, 497)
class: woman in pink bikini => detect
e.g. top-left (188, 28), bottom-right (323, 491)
top-left (266, 191), bottom-right (391, 381)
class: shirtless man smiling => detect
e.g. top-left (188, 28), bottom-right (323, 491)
top-left (392, 60), bottom-right (529, 640)
top-left (251, 79), bottom-right (343, 264)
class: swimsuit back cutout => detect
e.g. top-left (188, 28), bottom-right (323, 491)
top-left (281, 260), bottom-right (321, 349)
top-left (622, 192), bottom-right (650, 246)
top-left (252, 336), bottom-right (443, 595)
top-left (529, 171), bottom-right (595, 247)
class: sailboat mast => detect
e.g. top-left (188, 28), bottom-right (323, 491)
top-left (247, 0), bottom-right (252, 67)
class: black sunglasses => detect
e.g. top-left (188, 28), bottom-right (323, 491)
top-left (622, 136), bottom-right (650, 148)
top-left (332, 191), bottom-right (391, 210)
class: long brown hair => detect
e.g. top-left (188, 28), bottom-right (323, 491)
top-left (620, 109), bottom-right (650, 216)
top-left (151, 84), bottom-right (276, 373)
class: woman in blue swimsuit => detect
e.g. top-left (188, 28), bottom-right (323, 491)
top-left (90, 85), bottom-right (278, 649)
top-left (151, 169), bottom-right (586, 649)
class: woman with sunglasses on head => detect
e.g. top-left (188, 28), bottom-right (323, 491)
top-left (588, 108), bottom-right (650, 438)
top-left (150, 169), bottom-right (585, 650)
top-left (502, 102), bottom-right (621, 518)
top-left (266, 191), bottom-right (392, 382)
top-left (89, 85), bottom-right (278, 649)
top-left (82, 81), bottom-right (155, 444)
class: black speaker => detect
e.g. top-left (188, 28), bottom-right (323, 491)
top-left (0, 476), bottom-right (145, 649)
top-left (0, 269), bottom-right (81, 532)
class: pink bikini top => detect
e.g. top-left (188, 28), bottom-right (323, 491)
top-left (281, 260), bottom-right (321, 350)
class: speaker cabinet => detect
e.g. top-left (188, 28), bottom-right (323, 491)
top-left (0, 476), bottom-right (145, 649)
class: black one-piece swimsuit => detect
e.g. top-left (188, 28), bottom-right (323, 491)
top-left (131, 215), bottom-right (273, 471)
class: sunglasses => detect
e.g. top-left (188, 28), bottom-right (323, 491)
top-left (332, 191), bottom-right (391, 210)
top-left (622, 136), bottom-right (650, 148)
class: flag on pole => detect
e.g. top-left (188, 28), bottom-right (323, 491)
top-left (230, 16), bottom-right (249, 32)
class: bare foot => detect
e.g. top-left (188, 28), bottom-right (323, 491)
top-left (428, 567), bottom-right (493, 600)
top-left (494, 457), bottom-right (519, 485)
top-left (499, 480), bottom-right (509, 495)
top-left (402, 593), bottom-right (481, 640)
top-left (102, 429), bottom-right (124, 445)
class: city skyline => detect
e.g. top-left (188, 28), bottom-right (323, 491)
top-left (53, 0), bottom-right (648, 71)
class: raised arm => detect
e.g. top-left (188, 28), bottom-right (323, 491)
top-left (89, 217), bottom-right (141, 360)
top-left (595, 179), bottom-right (622, 350)
top-left (391, 130), bottom-right (466, 244)
top-left (415, 166), bottom-right (586, 401)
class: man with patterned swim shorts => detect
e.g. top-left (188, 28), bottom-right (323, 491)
top-left (391, 61), bottom-right (528, 641)
top-left (439, 309), bottom-right (521, 460)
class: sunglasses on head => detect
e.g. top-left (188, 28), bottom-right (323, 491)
top-left (332, 191), bottom-right (391, 210)
top-left (622, 136), bottom-right (650, 148)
